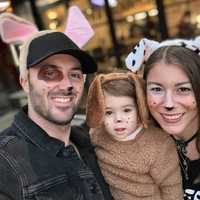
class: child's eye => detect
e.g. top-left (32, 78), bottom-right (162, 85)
top-left (124, 108), bottom-right (132, 113)
top-left (105, 111), bottom-right (112, 116)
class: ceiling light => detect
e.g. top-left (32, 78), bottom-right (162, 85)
top-left (135, 12), bottom-right (147, 21)
top-left (90, 0), bottom-right (118, 8)
top-left (126, 15), bottom-right (134, 23)
top-left (37, 0), bottom-right (60, 7)
top-left (86, 8), bottom-right (92, 15)
top-left (0, 0), bottom-right (10, 12)
top-left (47, 11), bottom-right (58, 20)
top-left (148, 9), bottom-right (158, 17)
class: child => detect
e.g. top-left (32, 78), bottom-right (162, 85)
top-left (86, 72), bottom-right (183, 200)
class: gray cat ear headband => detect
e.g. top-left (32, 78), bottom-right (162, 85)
top-left (125, 37), bottom-right (200, 72)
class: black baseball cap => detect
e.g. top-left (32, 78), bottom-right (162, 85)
top-left (20, 31), bottom-right (97, 74)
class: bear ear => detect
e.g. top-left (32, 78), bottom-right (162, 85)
top-left (64, 6), bottom-right (94, 48)
top-left (128, 73), bottom-right (149, 128)
top-left (0, 13), bottom-right (38, 45)
top-left (0, 6), bottom-right (94, 48)
top-left (86, 75), bottom-right (105, 128)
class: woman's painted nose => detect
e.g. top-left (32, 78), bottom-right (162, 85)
top-left (163, 91), bottom-right (175, 110)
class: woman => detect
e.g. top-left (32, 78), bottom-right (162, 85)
top-left (126, 38), bottom-right (200, 199)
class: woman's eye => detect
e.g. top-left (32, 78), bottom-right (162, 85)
top-left (151, 87), bottom-right (162, 92)
top-left (147, 87), bottom-right (163, 94)
top-left (177, 87), bottom-right (192, 94)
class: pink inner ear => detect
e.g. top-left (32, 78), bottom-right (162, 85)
top-left (65, 6), bottom-right (94, 48)
top-left (0, 18), bottom-right (38, 44)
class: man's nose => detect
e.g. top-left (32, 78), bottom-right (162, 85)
top-left (58, 76), bottom-right (73, 91)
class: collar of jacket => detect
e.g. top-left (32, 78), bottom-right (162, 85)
top-left (13, 105), bottom-right (91, 156)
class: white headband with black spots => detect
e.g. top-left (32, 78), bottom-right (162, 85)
top-left (125, 37), bottom-right (200, 72)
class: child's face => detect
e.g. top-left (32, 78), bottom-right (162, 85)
top-left (103, 91), bottom-right (139, 141)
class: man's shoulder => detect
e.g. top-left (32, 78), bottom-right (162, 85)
top-left (71, 123), bottom-right (93, 148)
top-left (0, 126), bottom-right (17, 148)
top-left (0, 125), bottom-right (28, 161)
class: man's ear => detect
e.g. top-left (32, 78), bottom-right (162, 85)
top-left (19, 75), bottom-right (29, 94)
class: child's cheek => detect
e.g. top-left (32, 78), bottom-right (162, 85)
top-left (126, 117), bottom-right (133, 124)
top-left (126, 118), bottom-right (130, 124)
top-left (104, 121), bottom-right (109, 126)
top-left (104, 121), bottom-right (111, 128)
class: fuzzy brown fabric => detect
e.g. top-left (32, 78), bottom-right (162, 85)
top-left (90, 126), bottom-right (183, 200)
top-left (86, 72), bottom-right (149, 128)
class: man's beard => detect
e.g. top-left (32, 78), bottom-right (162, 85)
top-left (28, 79), bottom-right (81, 126)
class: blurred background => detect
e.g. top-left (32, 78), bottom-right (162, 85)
top-left (0, 0), bottom-right (200, 130)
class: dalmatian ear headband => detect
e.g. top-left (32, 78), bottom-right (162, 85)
top-left (125, 37), bottom-right (200, 72)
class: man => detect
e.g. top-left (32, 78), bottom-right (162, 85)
top-left (0, 30), bottom-right (112, 200)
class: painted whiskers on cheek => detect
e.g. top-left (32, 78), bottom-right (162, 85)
top-left (126, 117), bottom-right (132, 123)
top-left (189, 100), bottom-right (197, 109)
top-left (148, 100), bottom-right (158, 108)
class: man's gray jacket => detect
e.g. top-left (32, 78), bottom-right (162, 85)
top-left (0, 106), bottom-right (112, 200)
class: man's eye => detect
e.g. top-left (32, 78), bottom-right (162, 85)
top-left (44, 70), bottom-right (62, 80)
top-left (44, 70), bottom-right (58, 78)
top-left (38, 68), bottom-right (63, 81)
top-left (69, 72), bottom-right (83, 80)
